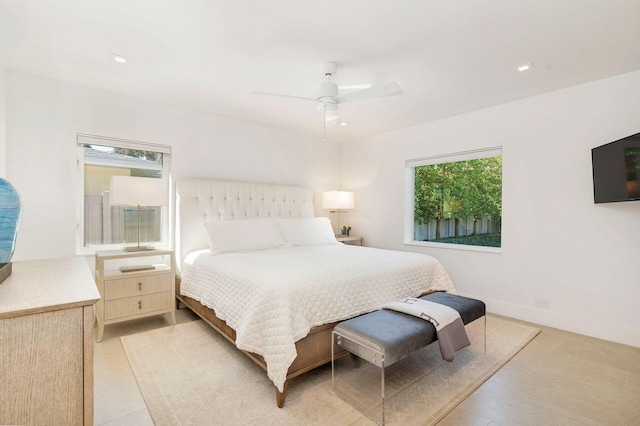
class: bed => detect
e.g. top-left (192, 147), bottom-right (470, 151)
top-left (175, 178), bottom-right (456, 407)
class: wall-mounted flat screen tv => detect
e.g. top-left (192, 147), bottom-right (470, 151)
top-left (592, 132), bottom-right (640, 203)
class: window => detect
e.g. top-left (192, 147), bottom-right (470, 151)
top-left (405, 147), bottom-right (502, 252)
top-left (76, 134), bottom-right (171, 254)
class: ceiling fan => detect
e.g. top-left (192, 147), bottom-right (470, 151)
top-left (254, 63), bottom-right (403, 140)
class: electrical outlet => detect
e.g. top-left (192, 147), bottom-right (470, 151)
top-left (534, 298), bottom-right (550, 309)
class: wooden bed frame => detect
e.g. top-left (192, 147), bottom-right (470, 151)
top-left (175, 277), bottom-right (348, 407)
top-left (174, 178), bottom-right (349, 407)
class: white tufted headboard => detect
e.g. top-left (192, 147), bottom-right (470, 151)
top-left (175, 178), bottom-right (315, 273)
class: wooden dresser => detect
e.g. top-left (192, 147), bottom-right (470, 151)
top-left (0, 257), bottom-right (100, 426)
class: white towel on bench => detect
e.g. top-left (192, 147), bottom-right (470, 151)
top-left (383, 298), bottom-right (471, 361)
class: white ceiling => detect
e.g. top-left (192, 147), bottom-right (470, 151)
top-left (1, 0), bottom-right (639, 143)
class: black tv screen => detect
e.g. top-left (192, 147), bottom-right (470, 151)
top-left (592, 132), bottom-right (640, 203)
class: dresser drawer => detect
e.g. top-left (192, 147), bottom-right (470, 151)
top-left (104, 291), bottom-right (173, 320)
top-left (104, 273), bottom-right (172, 300)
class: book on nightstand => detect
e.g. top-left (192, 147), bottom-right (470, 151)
top-left (119, 265), bottom-right (156, 273)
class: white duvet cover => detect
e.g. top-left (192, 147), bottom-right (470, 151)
top-left (180, 244), bottom-right (456, 392)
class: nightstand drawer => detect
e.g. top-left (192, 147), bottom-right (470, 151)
top-left (104, 291), bottom-right (173, 320)
top-left (104, 273), bottom-right (172, 300)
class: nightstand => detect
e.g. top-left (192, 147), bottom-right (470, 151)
top-left (336, 235), bottom-right (364, 246)
top-left (95, 248), bottom-right (175, 342)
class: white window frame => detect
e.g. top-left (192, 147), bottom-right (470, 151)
top-left (76, 134), bottom-right (172, 255)
top-left (404, 146), bottom-right (502, 253)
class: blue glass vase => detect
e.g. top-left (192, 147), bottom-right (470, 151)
top-left (0, 178), bottom-right (21, 263)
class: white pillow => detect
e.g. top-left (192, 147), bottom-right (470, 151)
top-left (202, 218), bottom-right (288, 255)
top-left (278, 217), bottom-right (339, 246)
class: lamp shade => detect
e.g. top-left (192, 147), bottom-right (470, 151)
top-left (110, 176), bottom-right (168, 206)
top-left (322, 191), bottom-right (355, 210)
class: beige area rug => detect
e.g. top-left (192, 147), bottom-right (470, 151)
top-left (121, 315), bottom-right (539, 425)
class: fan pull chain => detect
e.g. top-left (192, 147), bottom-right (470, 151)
top-left (323, 103), bottom-right (326, 142)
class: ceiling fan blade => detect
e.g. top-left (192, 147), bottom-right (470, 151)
top-left (338, 83), bottom-right (372, 90)
top-left (335, 81), bottom-right (403, 104)
top-left (252, 91), bottom-right (316, 102)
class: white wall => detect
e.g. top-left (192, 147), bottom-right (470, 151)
top-left (0, 67), bottom-right (6, 178)
top-left (5, 70), bottom-right (341, 261)
top-left (5, 67), bottom-right (640, 347)
top-left (342, 70), bottom-right (640, 347)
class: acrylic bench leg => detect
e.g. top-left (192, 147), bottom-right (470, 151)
top-left (381, 362), bottom-right (386, 425)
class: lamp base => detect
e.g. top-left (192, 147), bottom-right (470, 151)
top-left (122, 207), bottom-right (159, 252)
top-left (329, 209), bottom-right (349, 236)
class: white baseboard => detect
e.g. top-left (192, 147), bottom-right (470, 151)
top-left (458, 292), bottom-right (640, 348)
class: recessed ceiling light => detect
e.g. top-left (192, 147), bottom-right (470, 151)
top-left (517, 62), bottom-right (534, 72)
top-left (111, 53), bottom-right (127, 64)
top-left (339, 122), bottom-right (350, 126)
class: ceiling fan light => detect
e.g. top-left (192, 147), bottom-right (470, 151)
top-left (324, 111), bottom-right (339, 122)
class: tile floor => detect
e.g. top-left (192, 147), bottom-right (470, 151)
top-left (93, 308), bottom-right (199, 426)
top-left (94, 310), bottom-right (640, 425)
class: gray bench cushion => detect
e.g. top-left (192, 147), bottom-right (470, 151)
top-left (334, 292), bottom-right (485, 367)
top-left (423, 292), bottom-right (486, 325)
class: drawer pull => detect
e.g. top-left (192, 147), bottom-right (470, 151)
top-left (138, 282), bottom-right (142, 291)
top-left (138, 300), bottom-right (142, 310)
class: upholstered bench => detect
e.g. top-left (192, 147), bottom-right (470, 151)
top-left (331, 292), bottom-right (485, 425)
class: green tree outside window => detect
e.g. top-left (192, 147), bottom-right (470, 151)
top-left (414, 156), bottom-right (502, 247)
